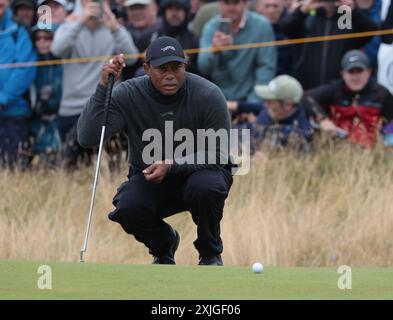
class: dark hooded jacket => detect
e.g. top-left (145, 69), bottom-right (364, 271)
top-left (278, 7), bottom-right (378, 89)
top-left (154, 0), bottom-right (200, 75)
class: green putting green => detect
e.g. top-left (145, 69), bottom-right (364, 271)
top-left (1, 260), bottom-right (392, 300)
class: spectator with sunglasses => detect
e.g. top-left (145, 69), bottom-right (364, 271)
top-left (30, 25), bottom-right (63, 166)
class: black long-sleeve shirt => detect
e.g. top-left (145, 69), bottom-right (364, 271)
top-left (278, 7), bottom-right (378, 89)
top-left (382, 1), bottom-right (393, 44)
top-left (77, 73), bottom-right (231, 177)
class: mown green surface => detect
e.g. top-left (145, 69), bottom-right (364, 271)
top-left (1, 260), bottom-right (392, 300)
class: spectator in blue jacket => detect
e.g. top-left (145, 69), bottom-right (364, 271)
top-left (0, 1), bottom-right (37, 168)
top-left (198, 0), bottom-right (277, 103)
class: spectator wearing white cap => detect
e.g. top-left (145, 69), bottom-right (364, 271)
top-left (124, 0), bottom-right (162, 50)
top-left (122, 0), bottom-right (162, 79)
top-left (37, 0), bottom-right (68, 27)
top-left (228, 75), bottom-right (314, 153)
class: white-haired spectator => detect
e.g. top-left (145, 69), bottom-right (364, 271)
top-left (122, 0), bottom-right (162, 79)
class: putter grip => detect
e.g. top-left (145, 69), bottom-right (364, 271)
top-left (102, 74), bottom-right (115, 127)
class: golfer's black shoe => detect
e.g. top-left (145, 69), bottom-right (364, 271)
top-left (198, 255), bottom-right (223, 266)
top-left (152, 229), bottom-right (180, 265)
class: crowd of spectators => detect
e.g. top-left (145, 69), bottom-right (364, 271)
top-left (1, 0), bottom-right (393, 170)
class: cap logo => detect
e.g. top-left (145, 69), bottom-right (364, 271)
top-left (349, 56), bottom-right (358, 62)
top-left (161, 46), bottom-right (176, 52)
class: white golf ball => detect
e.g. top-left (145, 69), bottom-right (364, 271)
top-left (252, 262), bottom-right (264, 273)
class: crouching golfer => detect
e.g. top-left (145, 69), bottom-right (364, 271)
top-left (77, 37), bottom-right (233, 266)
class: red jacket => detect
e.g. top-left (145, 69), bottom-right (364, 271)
top-left (306, 80), bottom-right (393, 148)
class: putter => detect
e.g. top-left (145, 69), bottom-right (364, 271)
top-left (80, 74), bottom-right (115, 263)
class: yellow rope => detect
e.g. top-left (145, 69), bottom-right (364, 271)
top-left (0, 28), bottom-right (392, 69)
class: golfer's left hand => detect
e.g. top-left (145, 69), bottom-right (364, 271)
top-left (143, 160), bottom-right (173, 183)
top-left (100, 54), bottom-right (125, 87)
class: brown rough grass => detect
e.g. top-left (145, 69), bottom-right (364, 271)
top-left (1, 141), bottom-right (393, 267)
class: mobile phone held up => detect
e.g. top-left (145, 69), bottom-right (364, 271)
top-left (93, 0), bottom-right (103, 19)
top-left (219, 18), bottom-right (232, 35)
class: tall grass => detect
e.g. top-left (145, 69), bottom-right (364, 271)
top-left (1, 141), bottom-right (393, 267)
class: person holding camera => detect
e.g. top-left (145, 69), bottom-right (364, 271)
top-left (278, 0), bottom-right (378, 90)
top-left (51, 0), bottom-right (138, 169)
top-left (198, 0), bottom-right (277, 103)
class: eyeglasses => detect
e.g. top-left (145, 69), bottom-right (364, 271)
top-left (35, 36), bottom-right (52, 42)
top-left (346, 68), bottom-right (367, 74)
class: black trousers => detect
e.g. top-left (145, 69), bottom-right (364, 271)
top-left (108, 168), bottom-right (233, 257)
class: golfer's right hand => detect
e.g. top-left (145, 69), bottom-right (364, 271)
top-left (100, 54), bottom-right (126, 87)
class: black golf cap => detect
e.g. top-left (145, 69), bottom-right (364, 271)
top-left (145, 36), bottom-right (186, 67)
top-left (341, 50), bottom-right (370, 71)
top-left (161, 0), bottom-right (190, 10)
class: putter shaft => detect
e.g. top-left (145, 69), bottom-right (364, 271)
top-left (79, 74), bottom-right (115, 263)
top-left (79, 126), bottom-right (106, 262)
